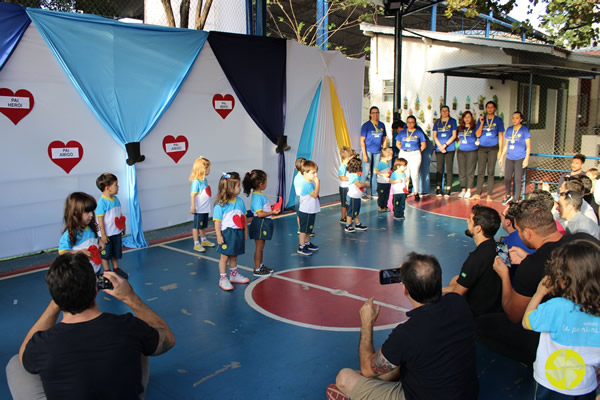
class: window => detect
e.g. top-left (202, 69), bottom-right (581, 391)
top-left (383, 79), bottom-right (394, 102)
top-left (518, 83), bottom-right (540, 125)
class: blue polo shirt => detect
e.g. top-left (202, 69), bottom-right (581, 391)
top-left (505, 125), bottom-right (531, 160)
top-left (433, 118), bottom-right (458, 152)
top-left (457, 127), bottom-right (478, 152)
top-left (476, 116), bottom-right (504, 147)
top-left (361, 120), bottom-right (387, 154)
top-left (396, 127), bottom-right (426, 151)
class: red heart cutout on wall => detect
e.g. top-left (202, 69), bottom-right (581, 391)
top-left (233, 214), bottom-right (246, 229)
top-left (212, 94), bottom-right (235, 119)
top-left (0, 88), bottom-right (34, 125)
top-left (115, 216), bottom-right (126, 230)
top-left (206, 186), bottom-right (212, 197)
top-left (162, 135), bottom-right (188, 163)
top-left (47, 140), bottom-right (84, 174)
top-left (88, 245), bottom-right (102, 266)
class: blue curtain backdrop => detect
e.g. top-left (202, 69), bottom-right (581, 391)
top-left (287, 81), bottom-right (322, 208)
top-left (207, 32), bottom-right (288, 205)
top-left (27, 8), bottom-right (209, 248)
top-left (0, 2), bottom-right (30, 70)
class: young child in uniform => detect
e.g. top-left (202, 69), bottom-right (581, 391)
top-left (59, 192), bottom-right (104, 274)
top-left (390, 158), bottom-right (409, 220)
top-left (338, 146), bottom-right (354, 223)
top-left (242, 169), bottom-right (280, 277)
top-left (95, 173), bottom-right (128, 279)
top-left (294, 157), bottom-right (306, 233)
top-left (189, 157), bottom-right (215, 253)
top-left (375, 147), bottom-right (393, 212)
top-left (345, 156), bottom-right (369, 233)
top-left (213, 172), bottom-right (249, 291)
top-left (296, 161), bottom-right (320, 255)
top-left (523, 239), bottom-right (600, 400)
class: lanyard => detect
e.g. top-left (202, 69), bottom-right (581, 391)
top-left (440, 118), bottom-right (449, 131)
top-left (485, 116), bottom-right (494, 130)
top-left (407, 129), bottom-right (417, 141)
top-left (462, 128), bottom-right (471, 141)
top-left (371, 120), bottom-right (382, 133)
top-left (511, 125), bottom-right (521, 142)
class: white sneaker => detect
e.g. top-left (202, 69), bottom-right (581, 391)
top-left (230, 272), bottom-right (250, 284)
top-left (458, 190), bottom-right (465, 198)
top-left (219, 277), bottom-right (233, 291)
top-left (464, 190), bottom-right (472, 199)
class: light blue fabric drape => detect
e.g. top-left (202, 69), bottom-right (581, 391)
top-left (287, 81), bottom-right (322, 208)
top-left (26, 9), bottom-right (208, 248)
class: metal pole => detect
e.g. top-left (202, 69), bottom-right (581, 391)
top-left (256, 0), bottom-right (266, 36)
top-left (246, 0), bottom-right (253, 35)
top-left (393, 9), bottom-right (403, 122)
top-left (443, 74), bottom-right (447, 105)
top-left (431, 3), bottom-right (437, 31)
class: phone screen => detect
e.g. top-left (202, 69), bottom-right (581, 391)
top-left (379, 268), bottom-right (402, 285)
top-left (496, 242), bottom-right (510, 266)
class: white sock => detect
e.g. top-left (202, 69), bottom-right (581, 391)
top-left (194, 241), bottom-right (200, 245)
top-left (201, 237), bottom-right (207, 242)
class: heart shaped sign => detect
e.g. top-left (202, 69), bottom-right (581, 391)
top-left (212, 94), bottom-right (235, 119)
top-left (88, 245), bottom-right (102, 266)
top-left (115, 216), bottom-right (126, 231)
top-left (0, 88), bottom-right (34, 125)
top-left (162, 135), bottom-right (188, 163)
top-left (47, 140), bottom-right (84, 174)
top-left (233, 214), bottom-right (246, 229)
top-left (272, 197), bottom-right (282, 212)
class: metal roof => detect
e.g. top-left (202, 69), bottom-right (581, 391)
top-left (428, 64), bottom-right (600, 81)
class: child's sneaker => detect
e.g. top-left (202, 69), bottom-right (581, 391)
top-left (230, 272), bottom-right (250, 284)
top-left (200, 240), bottom-right (215, 248)
top-left (344, 225), bottom-right (356, 233)
top-left (394, 216), bottom-right (405, 221)
top-left (326, 384), bottom-right (349, 400)
top-left (114, 268), bottom-right (129, 279)
top-left (355, 223), bottom-right (368, 231)
top-left (297, 245), bottom-right (313, 256)
top-left (193, 244), bottom-right (206, 253)
top-left (305, 242), bottom-right (319, 251)
top-left (253, 265), bottom-right (274, 277)
top-left (339, 217), bottom-right (346, 224)
top-left (219, 277), bottom-right (233, 291)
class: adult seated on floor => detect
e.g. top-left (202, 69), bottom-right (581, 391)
top-left (556, 153), bottom-right (586, 192)
top-left (475, 199), bottom-right (598, 366)
top-left (581, 174), bottom-right (599, 222)
top-left (553, 178), bottom-right (598, 226)
top-left (500, 201), bottom-right (535, 281)
top-left (443, 205), bottom-right (503, 317)
top-left (528, 188), bottom-right (567, 234)
top-left (328, 253), bottom-right (478, 400)
top-left (6, 253), bottom-right (175, 399)
top-left (556, 188), bottom-right (599, 237)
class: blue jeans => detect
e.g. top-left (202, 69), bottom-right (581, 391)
top-left (360, 151), bottom-right (380, 196)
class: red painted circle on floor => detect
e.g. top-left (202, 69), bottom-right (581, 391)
top-left (245, 267), bottom-right (413, 331)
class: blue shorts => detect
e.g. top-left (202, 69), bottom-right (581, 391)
top-left (193, 213), bottom-right (209, 230)
top-left (216, 228), bottom-right (245, 256)
top-left (347, 197), bottom-right (361, 218)
top-left (339, 187), bottom-right (349, 209)
top-left (249, 217), bottom-right (273, 240)
top-left (297, 211), bottom-right (316, 234)
top-left (101, 233), bottom-right (122, 260)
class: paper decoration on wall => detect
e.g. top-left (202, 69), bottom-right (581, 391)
top-left (212, 94), bottom-right (235, 119)
top-left (0, 88), bottom-right (34, 125)
top-left (162, 135), bottom-right (188, 163)
top-left (47, 140), bottom-right (83, 174)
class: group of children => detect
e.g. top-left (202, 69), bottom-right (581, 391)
top-left (338, 146), bottom-right (410, 224)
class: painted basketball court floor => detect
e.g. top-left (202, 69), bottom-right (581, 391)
top-left (0, 196), bottom-right (534, 399)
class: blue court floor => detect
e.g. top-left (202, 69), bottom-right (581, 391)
top-left (0, 197), bottom-right (534, 399)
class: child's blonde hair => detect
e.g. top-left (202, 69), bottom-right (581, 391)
top-left (394, 158), bottom-right (407, 170)
top-left (295, 157), bottom-right (306, 172)
top-left (301, 160), bottom-right (318, 174)
top-left (214, 172), bottom-right (241, 206)
top-left (340, 146), bottom-right (354, 159)
top-left (586, 168), bottom-right (598, 180)
top-left (189, 157), bottom-right (211, 182)
top-left (381, 147), bottom-right (393, 158)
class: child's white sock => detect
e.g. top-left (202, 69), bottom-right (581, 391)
top-left (200, 237), bottom-right (207, 242)
top-left (230, 267), bottom-right (239, 277)
top-left (220, 273), bottom-right (227, 279)
top-left (194, 241), bottom-right (200, 245)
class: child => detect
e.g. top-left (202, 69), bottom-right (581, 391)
top-left (296, 160), bottom-right (321, 255)
top-left (242, 169), bottom-right (280, 277)
top-left (213, 172), bottom-right (250, 291)
top-left (345, 156), bottom-right (369, 233)
top-left (523, 239), bottom-right (600, 399)
top-left (338, 146), bottom-right (353, 223)
top-left (189, 157), bottom-right (215, 253)
top-left (390, 158), bottom-right (410, 220)
top-left (58, 192), bottom-right (104, 274)
top-left (374, 147), bottom-right (393, 212)
top-left (294, 157), bottom-right (306, 233)
top-left (95, 173), bottom-right (128, 279)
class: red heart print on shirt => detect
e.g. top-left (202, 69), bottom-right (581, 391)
top-left (212, 94), bottom-right (235, 119)
top-left (115, 216), bottom-right (126, 230)
top-left (233, 214), bottom-right (246, 229)
top-left (205, 186), bottom-right (212, 197)
top-left (88, 245), bottom-right (102, 266)
top-left (47, 140), bottom-right (84, 174)
top-left (0, 89), bottom-right (34, 125)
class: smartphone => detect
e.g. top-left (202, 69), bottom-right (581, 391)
top-left (496, 242), bottom-right (510, 266)
top-left (96, 274), bottom-right (114, 290)
top-left (379, 268), bottom-right (402, 285)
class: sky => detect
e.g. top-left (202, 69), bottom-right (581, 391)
top-left (507, 0), bottom-right (547, 30)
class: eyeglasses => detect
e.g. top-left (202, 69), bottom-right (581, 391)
top-left (559, 191), bottom-right (573, 199)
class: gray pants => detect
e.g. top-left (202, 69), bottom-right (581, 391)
top-left (476, 145), bottom-right (499, 196)
top-left (504, 158), bottom-right (525, 200)
top-left (435, 151), bottom-right (455, 188)
top-left (457, 150), bottom-right (478, 189)
top-left (6, 354), bottom-right (150, 400)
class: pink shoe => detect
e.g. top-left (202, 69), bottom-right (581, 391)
top-left (326, 384), bottom-right (350, 400)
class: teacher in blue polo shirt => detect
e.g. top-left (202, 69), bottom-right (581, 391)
top-left (396, 115), bottom-right (427, 201)
top-left (498, 111), bottom-right (531, 204)
top-left (473, 101), bottom-right (504, 201)
top-left (360, 106), bottom-right (388, 197)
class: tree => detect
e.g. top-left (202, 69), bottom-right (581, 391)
top-left (444, 0), bottom-right (600, 48)
top-left (266, 0), bottom-right (383, 58)
top-left (160, 0), bottom-right (213, 29)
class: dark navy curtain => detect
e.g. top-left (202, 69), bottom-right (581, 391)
top-left (0, 2), bottom-right (31, 70)
top-left (208, 32), bottom-right (287, 204)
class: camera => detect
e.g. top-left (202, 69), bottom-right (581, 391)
top-left (96, 274), bottom-right (113, 290)
top-left (379, 268), bottom-right (402, 285)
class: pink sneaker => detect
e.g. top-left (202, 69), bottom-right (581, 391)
top-left (219, 277), bottom-right (233, 291)
top-left (326, 384), bottom-right (349, 400)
